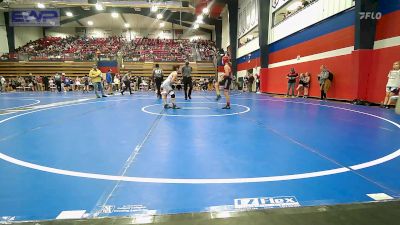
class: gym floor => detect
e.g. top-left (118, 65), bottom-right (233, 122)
top-left (0, 91), bottom-right (399, 222)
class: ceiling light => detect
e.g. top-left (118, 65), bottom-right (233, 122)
top-left (202, 7), bottom-right (209, 14)
top-left (87, 21), bottom-right (94, 26)
top-left (193, 24), bottom-right (199, 29)
top-left (151, 5), bottom-right (158, 12)
top-left (160, 22), bottom-right (165, 27)
top-left (124, 23), bottom-right (130, 28)
top-left (66, 12), bottom-right (73, 17)
top-left (95, 3), bottom-right (104, 11)
top-left (156, 13), bottom-right (163, 19)
top-left (111, 12), bottom-right (119, 18)
top-left (37, 3), bottom-right (45, 9)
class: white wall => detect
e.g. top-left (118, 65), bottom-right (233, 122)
top-left (237, 37), bottom-right (260, 58)
top-left (0, 12), bottom-right (9, 54)
top-left (45, 27), bottom-right (76, 38)
top-left (221, 6), bottom-right (230, 50)
top-left (268, 0), bottom-right (354, 44)
top-left (14, 27), bottom-right (44, 48)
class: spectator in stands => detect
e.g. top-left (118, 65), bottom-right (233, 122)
top-left (383, 61), bottom-right (400, 108)
top-left (318, 65), bottom-right (332, 100)
top-left (89, 65), bottom-right (107, 98)
top-left (106, 69), bottom-right (113, 95)
top-left (182, 61), bottom-right (193, 100)
top-left (302, 0), bottom-right (310, 7)
top-left (54, 73), bottom-right (62, 92)
top-left (286, 68), bottom-right (298, 97)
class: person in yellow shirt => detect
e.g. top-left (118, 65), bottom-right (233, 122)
top-left (89, 65), bottom-right (107, 98)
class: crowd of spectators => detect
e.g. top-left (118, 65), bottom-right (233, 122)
top-left (195, 40), bottom-right (217, 61)
top-left (1, 36), bottom-right (216, 62)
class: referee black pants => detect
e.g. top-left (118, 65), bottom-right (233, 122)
top-left (155, 77), bottom-right (163, 98)
top-left (183, 77), bottom-right (193, 99)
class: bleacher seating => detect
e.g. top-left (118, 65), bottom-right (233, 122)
top-left (2, 36), bottom-right (216, 62)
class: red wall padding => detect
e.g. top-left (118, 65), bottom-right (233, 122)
top-left (261, 53), bottom-right (357, 100)
top-left (255, 11), bottom-right (400, 103)
top-left (269, 26), bottom-right (355, 64)
top-left (375, 10), bottom-right (400, 41)
top-left (237, 58), bottom-right (261, 71)
top-left (260, 46), bottom-right (400, 103)
top-left (367, 45), bottom-right (400, 103)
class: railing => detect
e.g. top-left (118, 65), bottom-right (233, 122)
top-left (273, 0), bottom-right (320, 27)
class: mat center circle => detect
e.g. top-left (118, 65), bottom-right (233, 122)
top-left (141, 102), bottom-right (251, 117)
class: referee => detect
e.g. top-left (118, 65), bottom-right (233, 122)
top-left (182, 61), bottom-right (193, 100)
top-left (152, 64), bottom-right (163, 99)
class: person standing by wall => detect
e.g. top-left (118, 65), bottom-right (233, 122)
top-left (152, 64), bottom-right (163, 99)
top-left (303, 72), bottom-right (311, 98)
top-left (247, 69), bottom-right (255, 92)
top-left (383, 61), bottom-right (400, 108)
top-left (89, 65), bottom-right (107, 98)
top-left (182, 61), bottom-right (193, 100)
top-left (318, 65), bottom-right (331, 100)
top-left (286, 68), bottom-right (298, 97)
top-left (255, 71), bottom-right (260, 93)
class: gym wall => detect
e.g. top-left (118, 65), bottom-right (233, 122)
top-left (226, 0), bottom-right (400, 103)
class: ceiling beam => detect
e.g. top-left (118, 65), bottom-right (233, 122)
top-left (58, 7), bottom-right (214, 36)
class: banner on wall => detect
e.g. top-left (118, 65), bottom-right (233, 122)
top-left (9, 9), bottom-right (60, 27)
top-left (238, 0), bottom-right (259, 38)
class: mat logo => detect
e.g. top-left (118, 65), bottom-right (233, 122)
top-left (101, 205), bottom-right (115, 214)
top-left (10, 9), bottom-right (60, 26)
top-left (0, 216), bottom-right (16, 223)
top-left (234, 196), bottom-right (300, 209)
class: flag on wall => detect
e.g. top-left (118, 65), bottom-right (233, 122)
top-left (98, 61), bottom-right (119, 73)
